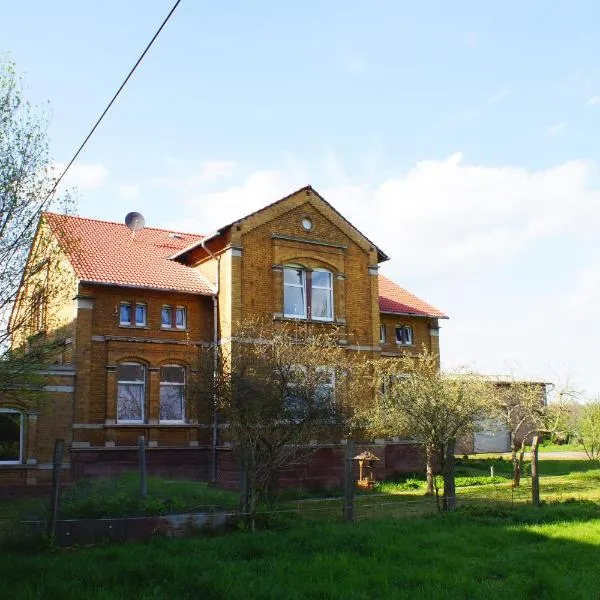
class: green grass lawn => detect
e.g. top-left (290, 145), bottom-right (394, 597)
top-left (0, 473), bottom-right (239, 523)
top-left (2, 459), bottom-right (600, 598)
top-left (537, 442), bottom-right (586, 453)
top-left (2, 503), bottom-right (600, 599)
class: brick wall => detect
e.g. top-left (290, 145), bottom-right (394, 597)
top-left (0, 366), bottom-right (75, 488)
top-left (3, 190), bottom-right (443, 488)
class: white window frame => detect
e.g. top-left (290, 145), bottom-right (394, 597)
top-left (284, 365), bottom-right (335, 421)
top-left (0, 409), bottom-right (24, 465)
top-left (283, 265), bottom-right (334, 322)
top-left (159, 364), bottom-right (186, 424)
top-left (283, 266), bottom-right (307, 319)
top-left (315, 366), bottom-right (335, 406)
top-left (119, 302), bottom-right (132, 326)
top-left (380, 323), bottom-right (386, 344)
top-left (311, 269), bottom-right (334, 322)
top-left (175, 306), bottom-right (187, 330)
top-left (117, 362), bottom-right (145, 423)
top-left (395, 325), bottom-right (414, 346)
top-left (161, 305), bottom-right (172, 328)
top-left (135, 303), bottom-right (147, 327)
top-left (161, 306), bottom-right (187, 329)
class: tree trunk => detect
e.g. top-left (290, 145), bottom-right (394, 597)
top-left (240, 463), bottom-right (249, 515)
top-left (531, 434), bottom-right (540, 507)
top-left (516, 441), bottom-right (527, 487)
top-left (249, 486), bottom-right (258, 533)
top-left (511, 438), bottom-right (521, 487)
top-left (343, 440), bottom-right (355, 523)
top-left (425, 443), bottom-right (435, 496)
top-left (442, 440), bottom-right (456, 512)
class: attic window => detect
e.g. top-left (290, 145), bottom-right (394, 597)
top-left (169, 233), bottom-right (183, 240)
top-left (302, 217), bottom-right (312, 231)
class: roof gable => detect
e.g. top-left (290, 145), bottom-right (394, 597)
top-left (43, 213), bottom-right (214, 295)
top-left (173, 186), bottom-right (389, 263)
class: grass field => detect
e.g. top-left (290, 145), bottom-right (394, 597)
top-left (2, 502), bottom-right (600, 599)
top-left (2, 457), bottom-right (600, 598)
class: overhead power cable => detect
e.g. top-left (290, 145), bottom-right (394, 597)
top-left (46, 0), bottom-right (182, 202)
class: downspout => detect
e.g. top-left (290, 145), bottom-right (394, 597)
top-left (200, 236), bottom-right (220, 483)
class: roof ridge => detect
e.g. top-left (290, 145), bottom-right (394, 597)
top-left (43, 212), bottom-right (205, 238)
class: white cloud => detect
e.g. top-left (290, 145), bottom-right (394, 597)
top-left (546, 122), bottom-right (565, 136)
top-left (195, 160), bottom-right (237, 184)
top-left (586, 94), bottom-right (600, 106)
top-left (116, 184), bottom-right (140, 200)
top-left (487, 86), bottom-right (512, 105)
top-left (161, 169), bottom-right (305, 233)
top-left (53, 162), bottom-right (109, 189)
top-left (150, 153), bottom-right (600, 396)
top-left (152, 160), bottom-right (237, 194)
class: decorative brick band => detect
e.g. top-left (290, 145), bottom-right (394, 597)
top-left (271, 233), bottom-right (348, 250)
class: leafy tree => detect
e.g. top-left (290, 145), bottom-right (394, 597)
top-left (489, 380), bottom-right (548, 487)
top-left (576, 400), bottom-right (600, 462)
top-left (356, 351), bottom-right (493, 511)
top-left (194, 320), bottom-right (356, 530)
top-left (525, 397), bottom-right (573, 506)
top-left (0, 58), bottom-right (75, 389)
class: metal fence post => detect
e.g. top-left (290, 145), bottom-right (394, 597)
top-left (138, 435), bottom-right (147, 498)
top-left (343, 440), bottom-right (355, 523)
top-left (47, 438), bottom-right (64, 538)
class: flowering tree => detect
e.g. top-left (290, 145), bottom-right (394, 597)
top-left (0, 59), bottom-right (76, 391)
top-left (356, 350), bottom-right (493, 511)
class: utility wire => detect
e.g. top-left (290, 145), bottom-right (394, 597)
top-left (46, 0), bottom-right (182, 202)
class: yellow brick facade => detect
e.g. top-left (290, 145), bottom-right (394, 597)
top-left (2, 188), bottom-right (444, 487)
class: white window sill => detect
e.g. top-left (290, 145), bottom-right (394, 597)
top-left (277, 315), bottom-right (336, 324)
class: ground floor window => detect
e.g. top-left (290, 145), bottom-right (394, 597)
top-left (0, 409), bottom-right (23, 464)
top-left (117, 363), bottom-right (145, 422)
top-left (160, 365), bottom-right (185, 422)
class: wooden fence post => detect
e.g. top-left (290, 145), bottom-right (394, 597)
top-left (138, 435), bottom-right (147, 498)
top-left (47, 438), bottom-right (64, 538)
top-left (343, 440), bottom-right (355, 523)
top-left (531, 435), bottom-right (540, 507)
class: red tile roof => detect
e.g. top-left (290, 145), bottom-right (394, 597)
top-left (378, 275), bottom-right (447, 319)
top-left (44, 213), bottom-right (214, 295)
top-left (41, 213), bottom-right (446, 317)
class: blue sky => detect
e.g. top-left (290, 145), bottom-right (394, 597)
top-left (3, 1), bottom-right (600, 396)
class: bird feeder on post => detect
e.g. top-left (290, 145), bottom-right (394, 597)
top-left (354, 450), bottom-right (379, 490)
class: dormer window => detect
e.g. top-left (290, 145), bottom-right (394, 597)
top-left (283, 266), bottom-right (333, 321)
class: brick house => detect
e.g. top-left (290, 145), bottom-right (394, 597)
top-left (1, 186), bottom-right (447, 488)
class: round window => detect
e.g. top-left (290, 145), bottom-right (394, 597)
top-left (302, 217), bottom-right (312, 231)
